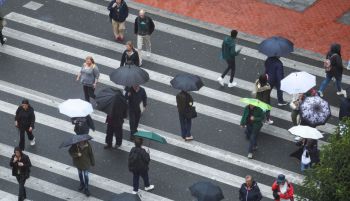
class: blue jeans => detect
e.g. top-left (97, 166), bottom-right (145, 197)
top-left (301, 163), bottom-right (311, 171)
top-left (179, 114), bottom-right (192, 138)
top-left (78, 169), bottom-right (89, 190)
top-left (269, 82), bottom-right (284, 103)
top-left (133, 171), bottom-right (150, 192)
top-left (319, 74), bottom-right (342, 92)
top-left (245, 124), bottom-right (262, 153)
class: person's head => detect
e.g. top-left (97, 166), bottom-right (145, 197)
top-left (249, 104), bottom-right (255, 109)
top-left (132, 85), bottom-right (140, 91)
top-left (134, 137), bottom-right (143, 148)
top-left (126, 41), bottom-right (134, 51)
top-left (21, 99), bottom-right (29, 110)
top-left (139, 9), bottom-right (145, 18)
top-left (230, 30), bottom-right (238, 39)
top-left (245, 175), bottom-right (253, 187)
top-left (329, 43), bottom-right (341, 56)
top-left (276, 174), bottom-right (286, 185)
top-left (258, 74), bottom-right (268, 86)
top-left (116, 0), bottom-right (122, 4)
top-left (85, 56), bottom-right (95, 66)
top-left (14, 146), bottom-right (23, 158)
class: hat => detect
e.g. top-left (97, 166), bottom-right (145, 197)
top-left (276, 174), bottom-right (286, 184)
top-left (21, 99), bottom-right (29, 104)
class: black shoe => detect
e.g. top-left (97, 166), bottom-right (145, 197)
top-left (104, 144), bottom-right (112, 149)
top-left (84, 189), bottom-right (91, 197)
top-left (78, 185), bottom-right (84, 191)
top-left (129, 135), bottom-right (135, 141)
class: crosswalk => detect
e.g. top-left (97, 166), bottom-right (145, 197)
top-left (0, 0), bottom-right (342, 200)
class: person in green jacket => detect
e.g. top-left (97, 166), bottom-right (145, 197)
top-left (218, 30), bottom-right (241, 88)
top-left (69, 141), bottom-right (95, 197)
top-left (240, 105), bottom-right (265, 159)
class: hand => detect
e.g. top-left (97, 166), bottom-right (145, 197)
top-left (15, 121), bottom-right (18, 128)
top-left (18, 162), bottom-right (23, 167)
top-left (240, 125), bottom-right (246, 128)
top-left (112, 2), bottom-right (117, 7)
top-left (128, 92), bottom-right (131, 96)
top-left (13, 157), bottom-right (18, 163)
top-left (93, 83), bottom-right (97, 89)
top-left (29, 127), bottom-right (33, 132)
top-left (77, 153), bottom-right (82, 157)
top-left (250, 116), bottom-right (254, 121)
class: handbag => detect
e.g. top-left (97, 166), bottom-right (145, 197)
top-left (185, 106), bottom-right (197, 119)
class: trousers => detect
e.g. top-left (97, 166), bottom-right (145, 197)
top-left (19, 128), bottom-right (34, 151)
top-left (221, 58), bottom-right (236, 83)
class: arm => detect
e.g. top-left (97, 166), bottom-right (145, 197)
top-left (89, 143), bottom-right (95, 166)
top-left (107, 0), bottom-right (115, 10)
top-left (120, 52), bottom-right (126, 66)
top-left (253, 108), bottom-right (264, 123)
top-left (68, 145), bottom-right (81, 158)
top-left (15, 107), bottom-right (20, 126)
top-left (87, 115), bottom-right (95, 131)
top-left (76, 66), bottom-right (83, 81)
top-left (238, 185), bottom-right (244, 201)
top-left (276, 62), bottom-right (284, 82)
top-left (30, 108), bottom-right (35, 129)
top-left (134, 17), bottom-right (138, 35)
top-left (188, 94), bottom-right (193, 106)
top-left (149, 17), bottom-right (155, 34)
top-left (9, 155), bottom-right (16, 167)
top-left (256, 185), bottom-right (263, 201)
top-left (240, 107), bottom-right (248, 126)
top-left (142, 88), bottom-right (147, 107)
top-left (23, 155), bottom-right (32, 169)
top-left (93, 66), bottom-right (100, 88)
top-left (134, 51), bottom-right (140, 66)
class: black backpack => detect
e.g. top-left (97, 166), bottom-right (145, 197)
top-left (128, 148), bottom-right (147, 172)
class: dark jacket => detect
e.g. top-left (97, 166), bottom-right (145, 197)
top-left (10, 153), bottom-right (31, 179)
top-left (120, 49), bottom-right (140, 66)
top-left (254, 79), bottom-right (271, 104)
top-left (240, 106), bottom-right (264, 128)
top-left (69, 142), bottom-right (95, 170)
top-left (339, 97), bottom-right (350, 120)
top-left (265, 57), bottom-right (284, 84)
top-left (326, 44), bottom-right (343, 79)
top-left (134, 16), bottom-right (155, 36)
top-left (222, 36), bottom-right (240, 60)
top-left (71, 115), bottom-right (95, 135)
top-left (106, 110), bottom-right (126, 127)
top-left (15, 105), bottom-right (35, 130)
top-left (126, 87), bottom-right (147, 112)
top-left (239, 181), bottom-right (263, 201)
top-left (128, 147), bottom-right (150, 173)
top-left (290, 139), bottom-right (319, 164)
top-left (176, 91), bottom-right (193, 115)
top-left (108, 0), bottom-right (129, 22)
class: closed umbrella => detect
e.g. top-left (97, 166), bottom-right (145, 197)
top-left (58, 99), bottom-right (93, 118)
top-left (258, 36), bottom-right (294, 57)
top-left (59, 134), bottom-right (92, 148)
top-left (95, 87), bottom-right (127, 116)
top-left (110, 192), bottom-right (141, 201)
top-left (288, 126), bottom-right (323, 139)
top-left (281, 72), bottom-right (316, 94)
top-left (299, 96), bottom-right (331, 127)
top-left (109, 65), bottom-right (149, 87)
top-left (189, 181), bottom-right (224, 201)
top-left (170, 73), bottom-right (204, 91)
top-left (134, 131), bottom-right (167, 144)
top-left (240, 98), bottom-right (272, 111)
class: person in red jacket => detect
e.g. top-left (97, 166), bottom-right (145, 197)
top-left (271, 174), bottom-right (294, 201)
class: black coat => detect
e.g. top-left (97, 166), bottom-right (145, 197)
top-left (327, 53), bottom-right (343, 79)
top-left (339, 97), bottom-right (350, 120)
top-left (176, 91), bottom-right (193, 115)
top-left (264, 57), bottom-right (284, 84)
top-left (134, 16), bottom-right (155, 36)
top-left (239, 181), bottom-right (262, 201)
top-left (108, 0), bottom-right (129, 22)
top-left (15, 105), bottom-right (35, 130)
top-left (128, 147), bottom-right (150, 173)
top-left (125, 87), bottom-right (147, 112)
top-left (71, 115), bottom-right (95, 135)
top-left (120, 49), bottom-right (140, 67)
top-left (290, 139), bottom-right (319, 164)
top-left (10, 153), bottom-right (32, 179)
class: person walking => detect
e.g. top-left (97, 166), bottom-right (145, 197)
top-left (71, 115), bottom-right (95, 135)
top-left (108, 0), bottom-right (129, 42)
top-left (104, 103), bottom-right (127, 149)
top-left (253, 74), bottom-right (273, 124)
top-left (69, 140), bottom-right (95, 197)
top-left (134, 9), bottom-right (155, 66)
top-left (0, 12), bottom-right (7, 45)
top-left (128, 137), bottom-right (154, 194)
top-left (239, 175), bottom-right (263, 201)
top-left (240, 104), bottom-right (264, 159)
top-left (76, 56), bottom-right (100, 103)
top-left (271, 174), bottom-right (294, 201)
top-left (15, 99), bottom-right (36, 150)
top-left (265, 56), bottom-right (288, 106)
top-left (10, 147), bottom-right (32, 201)
top-left (120, 41), bottom-right (140, 66)
top-left (125, 85), bottom-right (147, 141)
top-left (339, 89), bottom-right (350, 121)
top-left (318, 43), bottom-right (345, 97)
top-left (217, 30), bottom-right (241, 87)
top-left (176, 90), bottom-right (194, 141)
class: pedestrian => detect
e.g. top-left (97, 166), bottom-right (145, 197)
top-left (104, 100), bottom-right (127, 149)
top-left (339, 88), bottom-right (350, 121)
top-left (15, 99), bottom-right (36, 150)
top-left (318, 43), bottom-right (345, 97)
top-left (71, 115), bottom-right (95, 135)
top-left (108, 0), bottom-right (129, 42)
top-left (217, 30), bottom-right (241, 87)
top-left (290, 138), bottom-right (319, 171)
top-left (9, 147), bottom-right (32, 201)
top-left (240, 104), bottom-right (264, 159)
top-left (176, 90), bottom-right (195, 141)
top-left (265, 56), bottom-right (288, 106)
top-left (239, 175), bottom-right (263, 201)
top-left (134, 9), bottom-right (155, 66)
top-left (69, 140), bottom-right (95, 197)
top-left (76, 56), bottom-right (100, 103)
top-left (289, 93), bottom-right (303, 126)
top-left (253, 74), bottom-right (273, 124)
top-left (271, 174), bottom-right (294, 201)
top-left (125, 85), bottom-right (147, 141)
top-left (0, 12), bottom-right (7, 45)
top-left (120, 41), bottom-right (140, 66)
top-left (128, 137), bottom-right (154, 194)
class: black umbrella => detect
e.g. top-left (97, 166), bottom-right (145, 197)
top-left (109, 65), bottom-right (149, 87)
top-left (95, 87), bottom-right (127, 116)
top-left (170, 73), bottom-right (204, 91)
top-left (299, 96), bottom-right (331, 127)
top-left (189, 181), bottom-right (224, 201)
top-left (59, 134), bottom-right (92, 148)
top-left (258, 36), bottom-right (294, 57)
top-left (110, 192), bottom-right (141, 201)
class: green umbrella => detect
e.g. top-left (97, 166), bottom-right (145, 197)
top-left (134, 131), bottom-right (167, 144)
top-left (240, 98), bottom-right (272, 111)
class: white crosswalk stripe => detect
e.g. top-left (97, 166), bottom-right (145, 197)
top-left (0, 190), bottom-right (17, 201)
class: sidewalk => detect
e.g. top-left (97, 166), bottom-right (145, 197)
top-left (134, 0), bottom-right (350, 60)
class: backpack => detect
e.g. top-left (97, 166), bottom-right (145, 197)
top-left (128, 148), bottom-right (147, 172)
top-left (324, 54), bottom-right (337, 72)
top-left (74, 117), bottom-right (88, 133)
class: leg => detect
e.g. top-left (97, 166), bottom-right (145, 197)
top-left (335, 76), bottom-right (342, 92)
top-left (291, 110), bottom-right (299, 126)
top-left (87, 86), bottom-right (96, 99)
top-left (318, 74), bottom-right (332, 93)
top-left (134, 111), bottom-right (141, 132)
top-left (83, 170), bottom-right (89, 190)
top-left (105, 124), bottom-right (113, 147)
top-left (245, 124), bottom-right (253, 140)
top-left (118, 22), bottom-right (126, 40)
top-left (178, 114), bottom-right (186, 138)
top-left (144, 35), bottom-right (151, 54)
top-left (137, 35), bottom-right (144, 64)
top-left (185, 118), bottom-right (192, 138)
top-left (0, 29), bottom-right (4, 45)
top-left (248, 126), bottom-right (259, 153)
top-left (227, 59), bottom-right (236, 83)
top-left (77, 169), bottom-right (85, 189)
top-left (129, 111), bottom-right (137, 136)
top-left (111, 19), bottom-right (119, 39)
top-left (275, 82), bottom-right (284, 103)
top-left (115, 123), bottom-right (123, 146)
top-left (83, 86), bottom-right (90, 102)
top-left (16, 176), bottom-right (26, 201)
top-left (18, 129), bottom-right (25, 151)
top-left (26, 129), bottom-right (34, 141)
top-left (133, 172), bottom-right (140, 192)
top-left (221, 66), bottom-right (230, 78)
top-left (141, 171), bottom-right (150, 187)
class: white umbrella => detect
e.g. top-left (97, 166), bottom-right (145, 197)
top-left (281, 71), bottom-right (316, 94)
top-left (288, 125), bottom-right (323, 139)
top-left (58, 99), bottom-right (93, 118)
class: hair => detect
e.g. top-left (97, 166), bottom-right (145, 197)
top-left (258, 74), bottom-right (268, 86)
top-left (139, 9), bottom-right (145, 15)
top-left (328, 43), bottom-right (341, 57)
top-left (21, 99), bottom-right (29, 105)
top-left (14, 146), bottom-right (23, 155)
top-left (126, 41), bottom-right (134, 49)
top-left (85, 56), bottom-right (95, 65)
top-left (245, 175), bottom-right (252, 181)
top-left (231, 30), bottom-right (238, 38)
top-left (134, 137), bottom-right (143, 148)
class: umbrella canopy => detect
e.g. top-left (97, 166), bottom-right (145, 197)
top-left (299, 96), bottom-right (331, 127)
top-left (134, 131), bottom-right (167, 144)
top-left (258, 36), bottom-right (294, 57)
top-left (110, 192), bottom-right (141, 201)
top-left (95, 87), bottom-right (127, 116)
top-left (189, 181), bottom-right (224, 201)
top-left (240, 98), bottom-right (272, 111)
top-left (288, 126), bottom-right (323, 139)
top-left (281, 71), bottom-right (316, 94)
top-left (109, 65), bottom-right (149, 87)
top-left (170, 73), bottom-right (204, 91)
top-left (59, 134), bottom-right (92, 148)
top-left (58, 99), bottom-right (93, 118)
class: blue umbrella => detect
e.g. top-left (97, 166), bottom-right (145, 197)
top-left (59, 134), bottom-right (92, 148)
top-left (109, 65), bottom-right (149, 87)
top-left (258, 36), bottom-right (294, 57)
top-left (170, 73), bottom-right (204, 91)
top-left (189, 181), bottom-right (224, 201)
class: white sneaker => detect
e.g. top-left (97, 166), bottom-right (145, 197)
top-left (265, 119), bottom-right (274, 124)
top-left (217, 77), bottom-right (224, 86)
top-left (146, 52), bottom-right (151, 57)
top-left (336, 90), bottom-right (346, 96)
top-left (228, 82), bottom-right (237, 88)
top-left (247, 153), bottom-right (253, 159)
top-left (1, 37), bottom-right (6, 45)
top-left (131, 191), bottom-right (138, 194)
top-left (318, 91), bottom-right (323, 97)
top-left (30, 138), bottom-right (36, 146)
top-left (145, 185), bottom-right (155, 191)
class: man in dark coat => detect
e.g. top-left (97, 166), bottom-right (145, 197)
top-left (176, 90), bottom-right (194, 141)
top-left (71, 115), bottom-right (95, 135)
top-left (108, 0), bottom-right (129, 41)
top-left (15, 99), bottom-right (36, 150)
top-left (239, 175), bottom-right (262, 201)
top-left (339, 88), bottom-right (350, 121)
top-left (10, 147), bottom-right (32, 201)
top-left (265, 56), bottom-right (287, 106)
